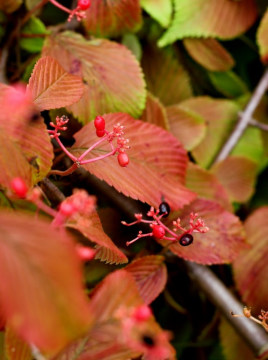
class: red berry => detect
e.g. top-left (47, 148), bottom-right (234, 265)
top-left (96, 129), bottom-right (105, 137)
top-left (94, 116), bottom-right (105, 130)
top-left (76, 244), bottom-right (95, 261)
top-left (10, 177), bottom-right (28, 198)
top-left (77, 0), bottom-right (91, 10)
top-left (118, 152), bottom-right (129, 167)
top-left (133, 305), bottom-right (152, 322)
top-left (152, 224), bottom-right (165, 239)
top-left (59, 202), bottom-right (75, 216)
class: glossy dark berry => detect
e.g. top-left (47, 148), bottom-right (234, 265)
top-left (158, 201), bottom-right (170, 218)
top-left (179, 233), bottom-right (193, 246)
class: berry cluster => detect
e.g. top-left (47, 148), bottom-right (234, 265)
top-left (49, 0), bottom-right (91, 22)
top-left (48, 115), bottom-right (130, 176)
top-left (122, 202), bottom-right (209, 247)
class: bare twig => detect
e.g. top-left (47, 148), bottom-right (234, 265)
top-left (214, 68), bottom-right (268, 163)
top-left (249, 118), bottom-right (268, 131)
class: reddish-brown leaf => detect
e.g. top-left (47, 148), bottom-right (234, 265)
top-left (257, 10), bottom-right (268, 64)
top-left (141, 45), bottom-right (193, 106)
top-left (141, 93), bottom-right (169, 130)
top-left (0, 0), bottom-right (22, 13)
top-left (72, 113), bottom-right (195, 210)
top-left (4, 326), bottom-right (31, 360)
top-left (83, 0), bottom-right (141, 37)
top-left (0, 211), bottom-right (92, 354)
top-left (233, 207), bottom-right (268, 312)
top-left (27, 56), bottom-right (84, 111)
top-left (186, 162), bottom-right (232, 211)
top-left (43, 31), bottom-right (146, 122)
top-left (183, 38), bottom-right (235, 71)
top-left (179, 97), bottom-right (239, 168)
top-left (125, 255), bottom-right (167, 304)
top-left (166, 104), bottom-right (206, 151)
top-left (158, 0), bottom-right (258, 47)
top-left (211, 156), bottom-right (257, 203)
top-left (67, 211), bottom-right (128, 265)
top-left (164, 198), bottom-right (247, 265)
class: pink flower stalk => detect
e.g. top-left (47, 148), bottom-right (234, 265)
top-left (122, 206), bottom-right (209, 246)
top-left (48, 115), bottom-right (130, 176)
top-left (49, 0), bottom-right (91, 22)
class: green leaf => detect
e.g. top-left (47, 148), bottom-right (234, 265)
top-left (257, 9), bottom-right (268, 64)
top-left (20, 16), bottom-right (48, 53)
top-left (121, 33), bottom-right (142, 61)
top-left (208, 71), bottom-right (248, 98)
top-left (140, 0), bottom-right (172, 28)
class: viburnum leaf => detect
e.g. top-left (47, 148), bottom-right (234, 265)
top-left (166, 104), bottom-right (206, 151)
top-left (158, 0), bottom-right (258, 47)
top-left (211, 156), bottom-right (258, 203)
top-left (140, 0), bottom-right (172, 27)
top-left (179, 96), bottom-right (239, 168)
top-left (0, 0), bottom-right (22, 13)
top-left (67, 210), bottom-right (128, 265)
top-left (257, 9), bottom-right (268, 64)
top-left (208, 71), bottom-right (248, 98)
top-left (219, 318), bottom-right (254, 360)
top-left (141, 93), bottom-right (169, 130)
top-left (72, 113), bottom-right (195, 210)
top-left (42, 31), bottom-right (146, 122)
top-left (83, 0), bottom-right (141, 37)
top-left (141, 44), bottom-right (192, 106)
top-left (164, 198), bottom-right (247, 265)
top-left (186, 162), bottom-right (232, 211)
top-left (183, 38), bottom-right (235, 71)
top-left (4, 326), bottom-right (31, 360)
top-left (0, 211), bottom-right (92, 354)
top-left (125, 255), bottom-right (167, 304)
top-left (27, 56), bottom-right (84, 111)
top-left (233, 207), bottom-right (268, 312)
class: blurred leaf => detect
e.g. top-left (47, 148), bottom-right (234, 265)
top-left (233, 207), bottom-right (268, 312)
top-left (141, 93), bottom-right (169, 130)
top-left (19, 16), bottom-right (48, 53)
top-left (27, 56), bottom-right (84, 111)
top-left (125, 255), bottom-right (167, 304)
top-left (0, 0), bottom-right (22, 13)
top-left (166, 104), bottom-right (206, 151)
top-left (83, 0), bottom-right (141, 37)
top-left (141, 0), bottom-right (172, 27)
top-left (121, 33), bottom-right (142, 61)
top-left (183, 38), bottom-right (235, 71)
top-left (208, 71), bottom-right (248, 98)
top-left (4, 327), bottom-right (31, 360)
top-left (163, 198), bottom-right (247, 265)
top-left (43, 31), bottom-right (146, 122)
top-left (0, 211), bottom-right (92, 354)
top-left (211, 156), bottom-right (258, 203)
top-left (141, 45), bottom-right (193, 106)
top-left (25, 0), bottom-right (40, 10)
top-left (72, 113), bottom-right (195, 210)
top-left (158, 0), bottom-right (258, 47)
top-left (257, 9), bottom-right (268, 64)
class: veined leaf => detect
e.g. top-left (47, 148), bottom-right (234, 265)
top-left (140, 0), bottom-right (172, 28)
top-left (183, 38), bottom-right (235, 71)
top-left (158, 0), bottom-right (258, 47)
top-left (83, 0), bottom-right (141, 37)
top-left (27, 56), bottom-right (84, 111)
top-left (257, 9), bottom-right (268, 64)
top-left (125, 255), bottom-right (167, 304)
top-left (72, 113), bottom-right (195, 210)
top-left (43, 31), bottom-right (146, 122)
top-left (0, 211), bottom-right (92, 354)
top-left (141, 93), bottom-right (169, 130)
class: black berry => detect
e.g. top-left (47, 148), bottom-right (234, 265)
top-left (141, 334), bottom-right (155, 347)
top-left (179, 233), bottom-right (193, 246)
top-left (158, 201), bottom-right (170, 218)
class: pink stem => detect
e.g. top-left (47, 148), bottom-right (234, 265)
top-left (33, 199), bottom-right (58, 218)
top-left (77, 134), bottom-right (110, 161)
top-left (80, 149), bottom-right (116, 165)
top-left (126, 232), bottom-right (153, 246)
top-left (53, 136), bottom-right (78, 162)
top-left (49, 0), bottom-right (72, 14)
top-left (49, 163), bottom-right (79, 176)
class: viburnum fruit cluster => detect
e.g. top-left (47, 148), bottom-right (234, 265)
top-left (48, 115), bottom-right (130, 176)
top-left (49, 0), bottom-right (91, 22)
top-left (122, 202), bottom-right (209, 246)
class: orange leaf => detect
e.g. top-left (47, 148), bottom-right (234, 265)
top-left (27, 56), bottom-right (84, 111)
top-left (141, 93), bottom-right (169, 130)
top-left (125, 255), bottom-right (167, 304)
top-left (257, 9), bottom-right (268, 64)
top-left (183, 38), bottom-right (235, 71)
top-left (72, 113), bottom-right (195, 210)
top-left (83, 0), bottom-right (141, 37)
top-left (233, 207), bottom-right (268, 312)
top-left (158, 0), bottom-right (258, 46)
top-left (166, 198), bottom-right (247, 265)
top-left (211, 156), bottom-right (257, 203)
top-left (43, 32), bottom-right (146, 122)
top-left (4, 326), bottom-right (31, 360)
top-left (0, 211), bottom-right (92, 354)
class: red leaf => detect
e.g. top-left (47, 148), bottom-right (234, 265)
top-left (27, 56), bottom-right (84, 111)
top-left (257, 9), bottom-right (268, 64)
top-left (165, 198), bottom-right (247, 265)
top-left (233, 207), bottom-right (268, 312)
top-left (83, 0), bottom-right (142, 37)
top-left (72, 113), bottom-right (195, 210)
top-left (0, 211), bottom-right (92, 354)
top-left (125, 255), bottom-right (167, 304)
top-left (4, 326), bottom-right (31, 360)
